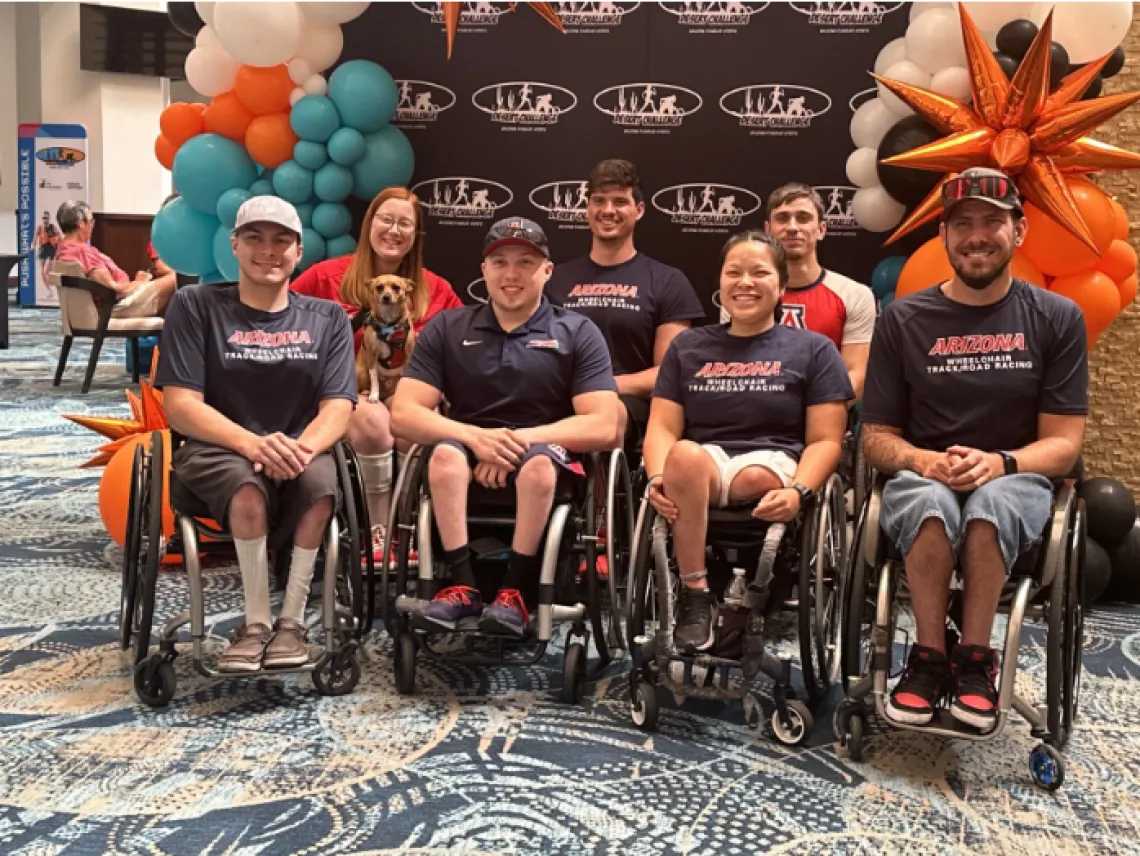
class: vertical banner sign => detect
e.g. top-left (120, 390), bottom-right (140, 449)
top-left (18, 123), bottom-right (89, 308)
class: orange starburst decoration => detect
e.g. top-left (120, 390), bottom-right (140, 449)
top-left (64, 349), bottom-right (168, 467)
top-left (441, 2), bottom-right (564, 59)
top-left (876, 4), bottom-right (1140, 247)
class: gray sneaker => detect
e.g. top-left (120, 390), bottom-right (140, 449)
top-left (218, 623), bottom-right (273, 673)
top-left (263, 618), bottom-right (310, 669)
top-left (673, 588), bottom-right (718, 654)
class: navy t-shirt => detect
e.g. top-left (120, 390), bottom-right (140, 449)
top-left (654, 323), bottom-right (854, 459)
top-left (547, 252), bottom-right (705, 376)
top-left (861, 279), bottom-right (1088, 452)
top-left (403, 297), bottom-right (616, 429)
top-left (155, 284), bottom-right (357, 438)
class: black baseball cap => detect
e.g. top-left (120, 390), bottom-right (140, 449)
top-left (941, 167), bottom-right (1023, 219)
top-left (483, 217), bottom-right (550, 258)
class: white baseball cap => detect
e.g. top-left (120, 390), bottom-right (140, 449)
top-left (232, 195), bottom-right (303, 239)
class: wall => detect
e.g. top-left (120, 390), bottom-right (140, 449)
top-left (0, 3), bottom-right (17, 253)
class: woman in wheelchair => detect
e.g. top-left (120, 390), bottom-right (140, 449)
top-left (643, 230), bottom-right (852, 653)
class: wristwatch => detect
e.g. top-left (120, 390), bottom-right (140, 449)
top-left (998, 451), bottom-right (1019, 475)
top-left (791, 482), bottom-right (814, 507)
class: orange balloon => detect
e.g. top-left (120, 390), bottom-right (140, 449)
top-left (190, 102), bottom-right (207, 116)
top-left (1117, 272), bottom-right (1138, 311)
top-left (245, 113), bottom-right (299, 169)
top-left (155, 134), bottom-right (178, 171)
top-left (895, 238), bottom-right (1046, 298)
top-left (1049, 270), bottom-right (1122, 343)
top-left (234, 64), bottom-right (294, 116)
top-left (99, 432), bottom-right (175, 548)
top-left (202, 92), bottom-right (254, 143)
top-left (1109, 195), bottom-right (1130, 241)
top-left (1096, 239), bottom-right (1139, 282)
top-left (159, 102), bottom-right (203, 147)
top-left (1066, 176), bottom-right (1117, 256)
top-left (1011, 251), bottom-right (1045, 287)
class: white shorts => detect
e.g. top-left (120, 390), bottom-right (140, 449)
top-left (701, 444), bottom-right (798, 508)
top-left (113, 279), bottom-right (164, 318)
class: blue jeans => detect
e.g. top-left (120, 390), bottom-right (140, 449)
top-left (880, 471), bottom-right (1054, 573)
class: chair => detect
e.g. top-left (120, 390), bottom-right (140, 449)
top-left (49, 261), bottom-right (164, 393)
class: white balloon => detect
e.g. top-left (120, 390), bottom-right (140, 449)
top-left (846, 148), bottom-right (881, 189)
top-left (296, 21), bottom-right (344, 72)
top-left (874, 37), bottom-right (909, 76)
top-left (878, 60), bottom-right (932, 117)
top-left (909, 1), bottom-right (953, 24)
top-left (184, 47), bottom-right (238, 97)
top-left (930, 66), bottom-right (973, 101)
top-left (290, 87), bottom-right (307, 107)
top-left (303, 74), bottom-right (328, 96)
top-left (298, 1), bottom-right (369, 25)
top-left (850, 97), bottom-right (896, 150)
top-left (959, 2), bottom-right (1041, 34)
top-left (1036, 1), bottom-right (1134, 64)
top-left (852, 186), bottom-right (906, 233)
top-left (288, 58), bottom-right (314, 86)
top-left (215, 2), bottom-right (303, 68)
top-left (195, 1), bottom-right (215, 27)
top-left (906, 9), bottom-right (967, 76)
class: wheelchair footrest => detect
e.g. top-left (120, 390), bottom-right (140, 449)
top-left (881, 705), bottom-right (1001, 739)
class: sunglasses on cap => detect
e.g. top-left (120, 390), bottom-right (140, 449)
top-left (942, 173), bottom-right (1020, 209)
top-left (484, 220), bottom-right (550, 254)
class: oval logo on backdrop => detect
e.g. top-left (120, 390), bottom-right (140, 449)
top-left (553, 1), bottom-right (640, 27)
top-left (394, 80), bottom-right (457, 125)
top-left (472, 82), bottom-right (578, 126)
top-left (593, 83), bottom-right (702, 128)
top-left (849, 87), bottom-right (878, 112)
top-left (529, 180), bottom-right (589, 225)
top-left (813, 184), bottom-right (861, 233)
top-left (789, 2), bottom-right (904, 29)
top-left (651, 183), bottom-right (761, 230)
top-left (719, 84), bottom-right (831, 131)
top-left (659, 2), bottom-right (769, 26)
top-left (411, 177), bottom-right (513, 222)
top-left (467, 277), bottom-right (489, 304)
top-left (412, 2), bottom-right (510, 25)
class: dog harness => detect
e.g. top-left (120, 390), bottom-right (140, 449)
top-left (373, 319), bottom-right (409, 370)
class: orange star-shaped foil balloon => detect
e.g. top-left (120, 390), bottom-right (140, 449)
top-left (875, 4), bottom-right (1140, 247)
top-left (64, 349), bottom-right (167, 467)
top-left (441, 2), bottom-right (564, 59)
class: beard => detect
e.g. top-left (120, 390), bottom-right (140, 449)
top-left (949, 245), bottom-right (1013, 291)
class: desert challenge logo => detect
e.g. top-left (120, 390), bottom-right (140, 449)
top-left (412, 178), bottom-right (513, 225)
top-left (848, 87), bottom-right (878, 112)
top-left (473, 82), bottom-right (577, 128)
top-left (720, 85), bottom-right (831, 133)
top-left (652, 183), bottom-right (761, 232)
top-left (791, 2), bottom-right (903, 32)
top-left (413, 1), bottom-right (510, 27)
top-left (36, 146), bottom-right (85, 167)
top-left (394, 81), bottom-right (456, 126)
top-left (467, 277), bottom-right (489, 303)
top-left (594, 83), bottom-right (701, 132)
top-left (814, 185), bottom-right (861, 234)
top-left (553, 1), bottom-right (640, 29)
top-left (530, 180), bottom-right (589, 228)
top-left (660, 2), bottom-right (769, 28)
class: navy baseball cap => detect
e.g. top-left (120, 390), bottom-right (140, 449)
top-left (483, 217), bottom-right (550, 258)
top-left (941, 167), bottom-right (1023, 219)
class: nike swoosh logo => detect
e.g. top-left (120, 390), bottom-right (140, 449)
top-left (463, 339), bottom-right (482, 346)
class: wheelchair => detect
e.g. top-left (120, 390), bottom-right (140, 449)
top-left (834, 472), bottom-right (1086, 791)
top-left (625, 472), bottom-right (849, 746)
top-left (839, 407), bottom-right (872, 524)
top-left (382, 443), bottom-right (637, 702)
top-left (118, 431), bottom-right (372, 707)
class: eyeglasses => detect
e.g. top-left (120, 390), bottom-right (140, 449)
top-left (484, 223), bottom-right (549, 251)
top-left (942, 173), bottom-right (1016, 205)
top-left (375, 214), bottom-right (417, 233)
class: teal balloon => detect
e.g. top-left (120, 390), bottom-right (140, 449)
top-left (871, 256), bottom-right (907, 299)
top-left (299, 228), bottom-right (327, 270)
top-left (216, 188), bottom-right (252, 230)
top-left (295, 202), bottom-right (315, 229)
top-left (212, 225), bottom-right (240, 281)
top-left (314, 162), bottom-right (353, 203)
top-left (327, 126), bottom-right (366, 166)
top-left (328, 60), bottom-right (397, 133)
top-left (201, 269), bottom-right (226, 284)
top-left (172, 133), bottom-right (258, 215)
top-left (312, 202), bottom-right (352, 239)
top-left (151, 197), bottom-right (218, 276)
top-left (249, 179), bottom-right (274, 196)
top-left (294, 140), bottom-right (328, 171)
top-left (290, 94), bottom-right (341, 143)
top-left (351, 126), bottom-right (415, 201)
top-left (272, 160), bottom-right (314, 204)
top-left (326, 234), bottom-right (357, 259)
top-left (880, 290), bottom-right (896, 310)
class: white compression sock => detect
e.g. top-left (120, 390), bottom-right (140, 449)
top-left (358, 451), bottom-right (394, 531)
top-left (281, 545), bottom-right (319, 623)
top-left (233, 536), bottom-right (272, 628)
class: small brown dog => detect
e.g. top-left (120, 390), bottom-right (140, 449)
top-left (356, 274), bottom-right (417, 403)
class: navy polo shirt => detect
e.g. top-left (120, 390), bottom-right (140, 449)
top-left (403, 297), bottom-right (617, 429)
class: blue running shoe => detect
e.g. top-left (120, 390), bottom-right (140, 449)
top-left (413, 585), bottom-right (483, 631)
top-left (478, 589), bottom-right (530, 637)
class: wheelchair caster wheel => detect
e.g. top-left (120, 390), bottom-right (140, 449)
top-left (772, 700), bottom-right (813, 746)
top-left (313, 646), bottom-right (361, 697)
top-left (834, 701), bottom-right (865, 762)
top-left (1030, 743), bottom-right (1065, 791)
top-left (134, 657), bottom-right (176, 707)
top-left (631, 680), bottom-right (659, 731)
top-left (394, 633), bottom-right (416, 696)
top-left (561, 642), bottom-right (586, 703)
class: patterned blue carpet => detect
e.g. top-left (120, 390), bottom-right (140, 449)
top-left (2, 305), bottom-right (1140, 855)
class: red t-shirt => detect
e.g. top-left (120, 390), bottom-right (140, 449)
top-left (55, 239), bottom-right (129, 284)
top-left (290, 255), bottom-right (462, 350)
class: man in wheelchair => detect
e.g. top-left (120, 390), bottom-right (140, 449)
top-left (155, 197), bottom-right (357, 673)
top-left (390, 217), bottom-right (622, 637)
top-left (643, 230), bottom-right (852, 653)
top-left (860, 169), bottom-right (1088, 730)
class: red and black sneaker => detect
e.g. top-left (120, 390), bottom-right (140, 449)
top-left (412, 585), bottom-right (483, 632)
top-left (886, 645), bottom-right (951, 725)
top-left (950, 644), bottom-right (1000, 730)
top-left (479, 588), bottom-right (530, 637)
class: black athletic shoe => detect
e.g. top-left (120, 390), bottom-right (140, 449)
top-left (886, 645), bottom-right (951, 725)
top-left (950, 644), bottom-right (1000, 730)
top-left (673, 587), bottom-right (718, 653)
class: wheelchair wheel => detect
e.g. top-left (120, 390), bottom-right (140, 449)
top-left (394, 632), bottom-right (417, 695)
top-left (630, 679), bottom-right (659, 731)
top-left (626, 500), bottom-right (658, 650)
top-left (1064, 500), bottom-right (1087, 734)
top-left (1047, 491), bottom-right (1077, 748)
top-left (834, 700), bottom-right (865, 762)
top-left (133, 432), bottom-right (166, 667)
top-left (771, 699), bottom-right (813, 746)
top-left (387, 447), bottom-right (430, 632)
top-left (603, 450), bottom-right (636, 656)
top-left (840, 499), bottom-right (875, 694)
top-left (134, 656), bottom-right (176, 708)
top-left (119, 444), bottom-right (145, 651)
top-left (334, 444), bottom-right (369, 638)
top-left (561, 641), bottom-right (586, 703)
top-left (799, 474), bottom-right (847, 706)
top-left (1030, 743), bottom-right (1065, 791)
top-left (313, 645), bottom-right (361, 697)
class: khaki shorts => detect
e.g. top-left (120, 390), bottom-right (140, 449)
top-left (700, 444), bottom-right (798, 508)
top-left (113, 279), bottom-right (165, 317)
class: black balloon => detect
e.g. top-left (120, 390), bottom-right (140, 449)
top-left (1049, 42), bottom-right (1071, 90)
top-left (168, 2), bottom-right (204, 38)
top-left (1103, 45), bottom-right (1126, 79)
top-left (1079, 477), bottom-right (1138, 549)
top-left (1081, 74), bottom-right (1105, 100)
top-left (876, 115), bottom-right (943, 209)
top-left (1107, 518), bottom-right (1140, 603)
top-left (994, 51), bottom-right (1020, 81)
top-left (1083, 537), bottom-right (1113, 606)
top-left (996, 19), bottom-right (1039, 60)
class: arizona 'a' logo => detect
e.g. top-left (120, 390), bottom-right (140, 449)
top-left (394, 81), bottom-right (456, 124)
top-left (780, 304), bottom-right (807, 329)
top-left (594, 83), bottom-right (702, 127)
top-left (473, 82), bottom-right (577, 125)
top-left (660, 1), bottom-right (769, 26)
top-left (652, 183), bottom-right (761, 228)
top-left (412, 178), bottom-right (513, 220)
top-left (720, 85), bottom-right (831, 129)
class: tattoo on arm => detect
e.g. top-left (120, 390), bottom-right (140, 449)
top-left (862, 424), bottom-right (919, 475)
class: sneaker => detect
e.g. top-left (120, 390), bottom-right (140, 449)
top-left (673, 587), bottom-right (718, 653)
top-left (217, 623), bottom-right (274, 673)
top-left (479, 588), bottom-right (530, 637)
top-left (578, 554), bottom-right (609, 580)
top-left (413, 585), bottom-right (483, 631)
top-left (886, 645), bottom-right (951, 725)
top-left (368, 524), bottom-right (418, 568)
top-left (263, 618), bottom-right (310, 669)
top-left (950, 645), bottom-right (1000, 730)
